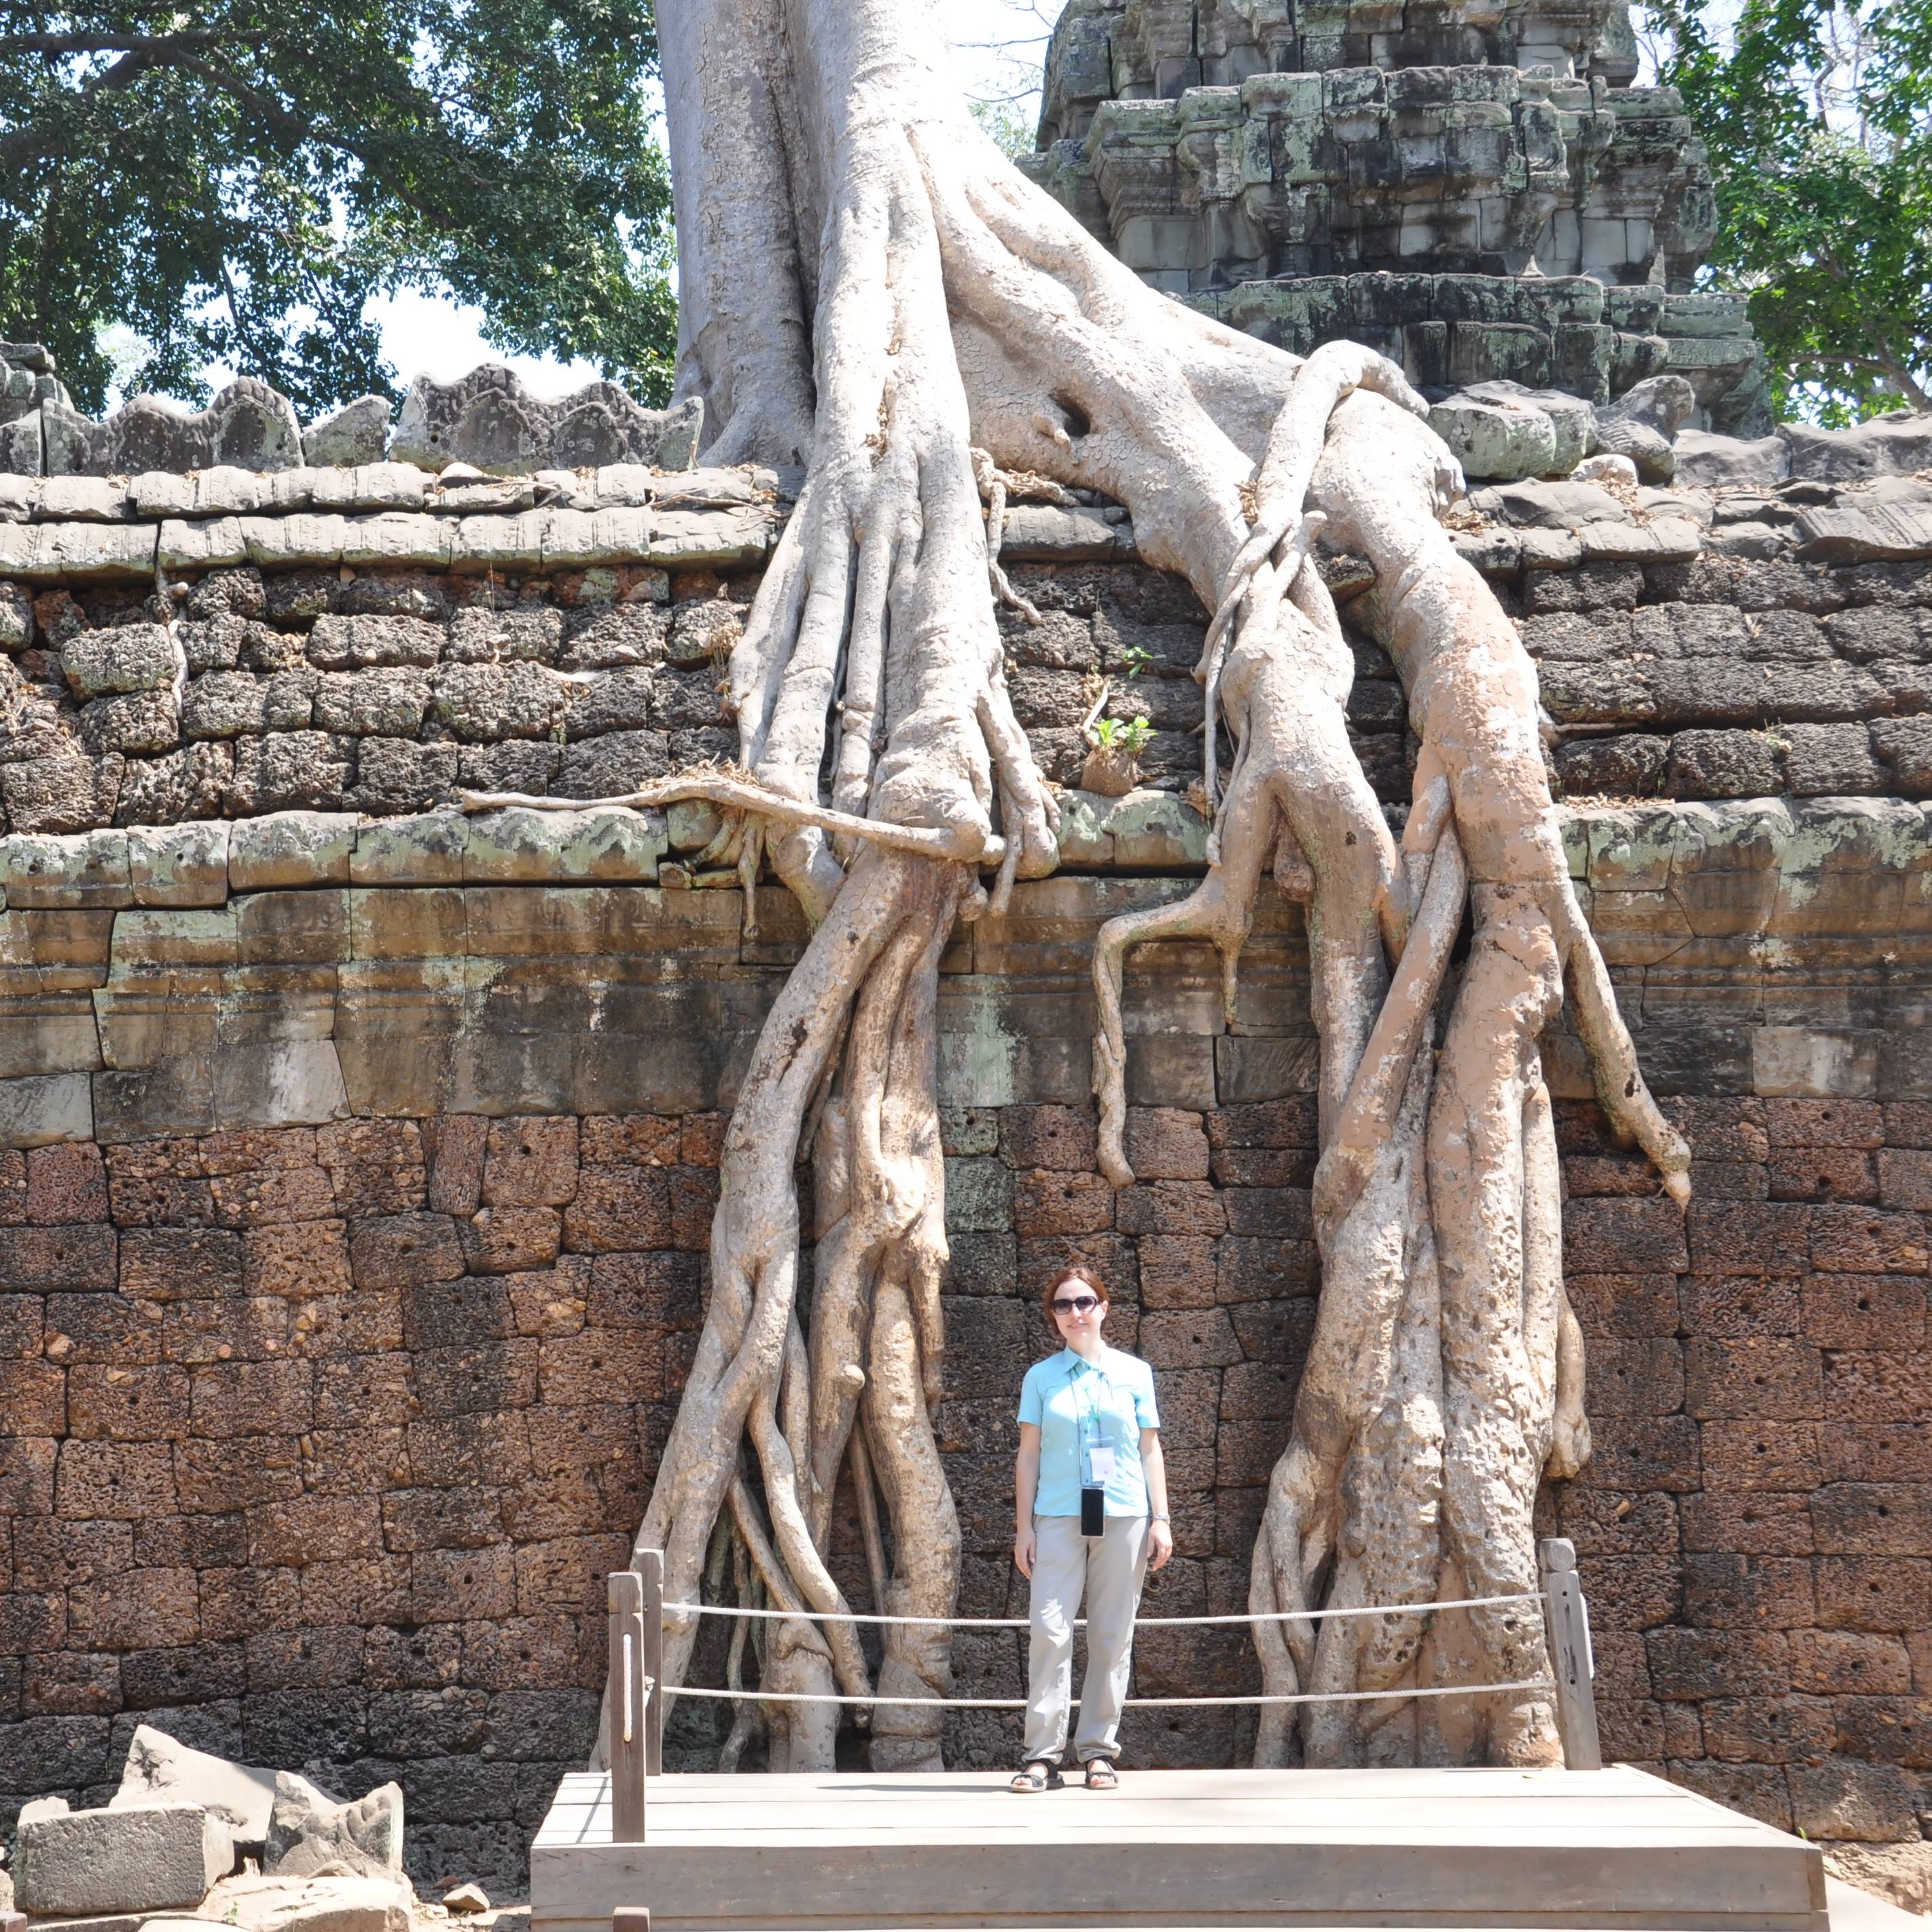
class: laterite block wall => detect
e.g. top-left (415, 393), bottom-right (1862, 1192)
top-left (3, 463), bottom-right (1931, 1903)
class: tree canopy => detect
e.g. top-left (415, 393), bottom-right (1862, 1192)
top-left (0, 0), bottom-right (677, 418)
top-left (1648, 0), bottom-right (1932, 425)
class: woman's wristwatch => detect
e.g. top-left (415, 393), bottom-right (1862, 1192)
top-left (1149, 1511), bottom-right (1170, 1521)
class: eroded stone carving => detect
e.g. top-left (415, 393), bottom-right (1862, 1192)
top-left (391, 365), bottom-right (704, 473)
top-left (43, 378), bottom-right (304, 478)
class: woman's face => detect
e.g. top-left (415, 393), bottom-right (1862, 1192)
top-left (1050, 1278), bottom-right (1107, 1344)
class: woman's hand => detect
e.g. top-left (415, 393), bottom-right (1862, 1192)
top-left (1147, 1517), bottom-right (1175, 1572)
top-left (1014, 1523), bottom-right (1037, 1579)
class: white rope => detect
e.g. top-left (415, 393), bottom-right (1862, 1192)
top-left (663, 1677), bottom-right (1554, 1711)
top-left (662, 1590), bottom-right (1546, 1630)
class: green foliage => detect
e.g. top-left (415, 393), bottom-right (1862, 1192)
top-left (0, 0), bottom-right (677, 418)
top-left (1647, 0), bottom-right (1932, 423)
top-left (970, 96), bottom-right (1038, 161)
top-left (1090, 715), bottom-right (1152, 756)
top-left (1118, 640), bottom-right (1156, 680)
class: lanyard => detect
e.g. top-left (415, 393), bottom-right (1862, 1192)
top-left (1067, 1355), bottom-right (1109, 1484)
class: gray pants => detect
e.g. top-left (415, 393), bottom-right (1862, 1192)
top-left (1022, 1514), bottom-right (1149, 1766)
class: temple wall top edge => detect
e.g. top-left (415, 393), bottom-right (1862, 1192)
top-left (0, 349), bottom-right (704, 484)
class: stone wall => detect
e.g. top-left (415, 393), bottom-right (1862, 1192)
top-left (4, 456), bottom-right (1932, 854)
top-left (1, 795), bottom-right (1930, 1900)
top-left (5, 444), bottom-right (1932, 1907)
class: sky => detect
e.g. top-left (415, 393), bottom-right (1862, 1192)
top-left (357, 0), bottom-right (1067, 403)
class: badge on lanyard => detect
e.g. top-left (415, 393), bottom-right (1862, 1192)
top-left (1075, 1359), bottom-right (1116, 1486)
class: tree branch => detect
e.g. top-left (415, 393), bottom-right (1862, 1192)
top-left (0, 30), bottom-right (224, 55)
top-left (1817, 246), bottom-right (1932, 410)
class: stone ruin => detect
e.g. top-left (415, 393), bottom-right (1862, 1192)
top-left (0, 350), bottom-right (702, 483)
top-left (0, 304), bottom-right (1931, 1914)
top-left (3, 1722), bottom-right (424, 1932)
top-left (1024, 0), bottom-right (1770, 440)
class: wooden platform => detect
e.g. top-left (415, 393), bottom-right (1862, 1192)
top-left (529, 1765), bottom-right (1830, 1932)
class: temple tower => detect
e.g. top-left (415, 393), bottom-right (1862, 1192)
top-left (1024, 0), bottom-right (1770, 433)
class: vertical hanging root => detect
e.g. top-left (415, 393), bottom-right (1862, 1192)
top-left (1086, 344), bottom-right (1691, 1768)
top-left (626, 37), bottom-right (1694, 1774)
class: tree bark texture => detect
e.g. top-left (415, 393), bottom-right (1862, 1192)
top-left (582, 0), bottom-right (1692, 1772)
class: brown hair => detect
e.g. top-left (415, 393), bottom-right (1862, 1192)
top-left (1041, 1262), bottom-right (1108, 1332)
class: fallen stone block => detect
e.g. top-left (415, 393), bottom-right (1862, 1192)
top-left (17, 1911), bottom-right (148, 1932)
top-left (1463, 380), bottom-right (1595, 473)
top-left (264, 1773), bottom-right (404, 1881)
top-left (1671, 430), bottom-right (1791, 488)
top-left (1782, 412), bottom-right (1932, 482)
top-left (15, 1804), bottom-right (232, 1918)
top-left (1793, 503), bottom-right (1932, 565)
top-left (1429, 390), bottom-right (1556, 482)
top-left (111, 1723), bottom-right (278, 1846)
top-left (442, 1884), bottom-right (490, 1914)
top-left (1592, 374), bottom-right (1695, 482)
top-left (204, 1874), bottom-right (412, 1932)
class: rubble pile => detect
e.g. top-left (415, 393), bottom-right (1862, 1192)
top-left (5, 1728), bottom-right (414, 1932)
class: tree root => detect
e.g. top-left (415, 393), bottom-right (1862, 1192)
top-left (1086, 345), bottom-right (1691, 1766)
top-left (456, 776), bottom-right (1009, 872)
top-left (621, 0), bottom-right (1685, 1778)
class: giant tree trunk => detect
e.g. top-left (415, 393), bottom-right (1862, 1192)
top-left (566, 0), bottom-right (1691, 1772)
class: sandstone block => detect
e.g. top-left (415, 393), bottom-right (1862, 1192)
top-left (113, 1722), bottom-right (276, 1843)
top-left (16, 1802), bottom-right (232, 1916)
top-left (204, 1872), bottom-right (412, 1932)
top-left (3, 829), bottom-right (132, 909)
top-left (303, 397), bottom-right (392, 467)
top-left (348, 814), bottom-right (466, 887)
top-left (1429, 391), bottom-right (1556, 482)
top-left (228, 814), bottom-right (357, 891)
top-left (0, 1071), bottom-right (94, 1148)
top-left (460, 806), bottom-right (665, 884)
top-left (125, 823), bottom-right (230, 908)
top-left (264, 1771), bottom-right (403, 1880)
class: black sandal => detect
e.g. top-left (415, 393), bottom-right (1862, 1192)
top-left (1084, 1757), bottom-right (1119, 1790)
top-left (1008, 1759), bottom-right (1063, 1792)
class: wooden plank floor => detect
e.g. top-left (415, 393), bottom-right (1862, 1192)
top-left (531, 1766), bottom-right (1830, 1932)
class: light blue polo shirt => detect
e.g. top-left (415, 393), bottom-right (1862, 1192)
top-left (1018, 1344), bottom-right (1160, 1517)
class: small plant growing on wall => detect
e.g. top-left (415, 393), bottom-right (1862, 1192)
top-left (1082, 707), bottom-right (1152, 797)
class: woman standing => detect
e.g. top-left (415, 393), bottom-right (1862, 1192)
top-left (1010, 1264), bottom-right (1173, 1791)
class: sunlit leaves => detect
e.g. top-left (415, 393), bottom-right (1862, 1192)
top-left (1648, 0), bottom-right (1931, 424)
top-left (0, 0), bottom-right (677, 415)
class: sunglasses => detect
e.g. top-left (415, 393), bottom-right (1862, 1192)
top-left (1052, 1295), bottom-right (1101, 1314)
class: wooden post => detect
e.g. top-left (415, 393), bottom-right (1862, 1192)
top-left (1539, 1537), bottom-right (1603, 1771)
top-left (608, 1570), bottom-right (648, 1843)
top-left (639, 1546), bottom-right (665, 1776)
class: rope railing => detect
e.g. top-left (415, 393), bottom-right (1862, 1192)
top-left (662, 1589), bottom-right (1547, 1630)
top-left (600, 1537), bottom-right (1603, 1845)
top-left (664, 1676), bottom-right (1556, 1710)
